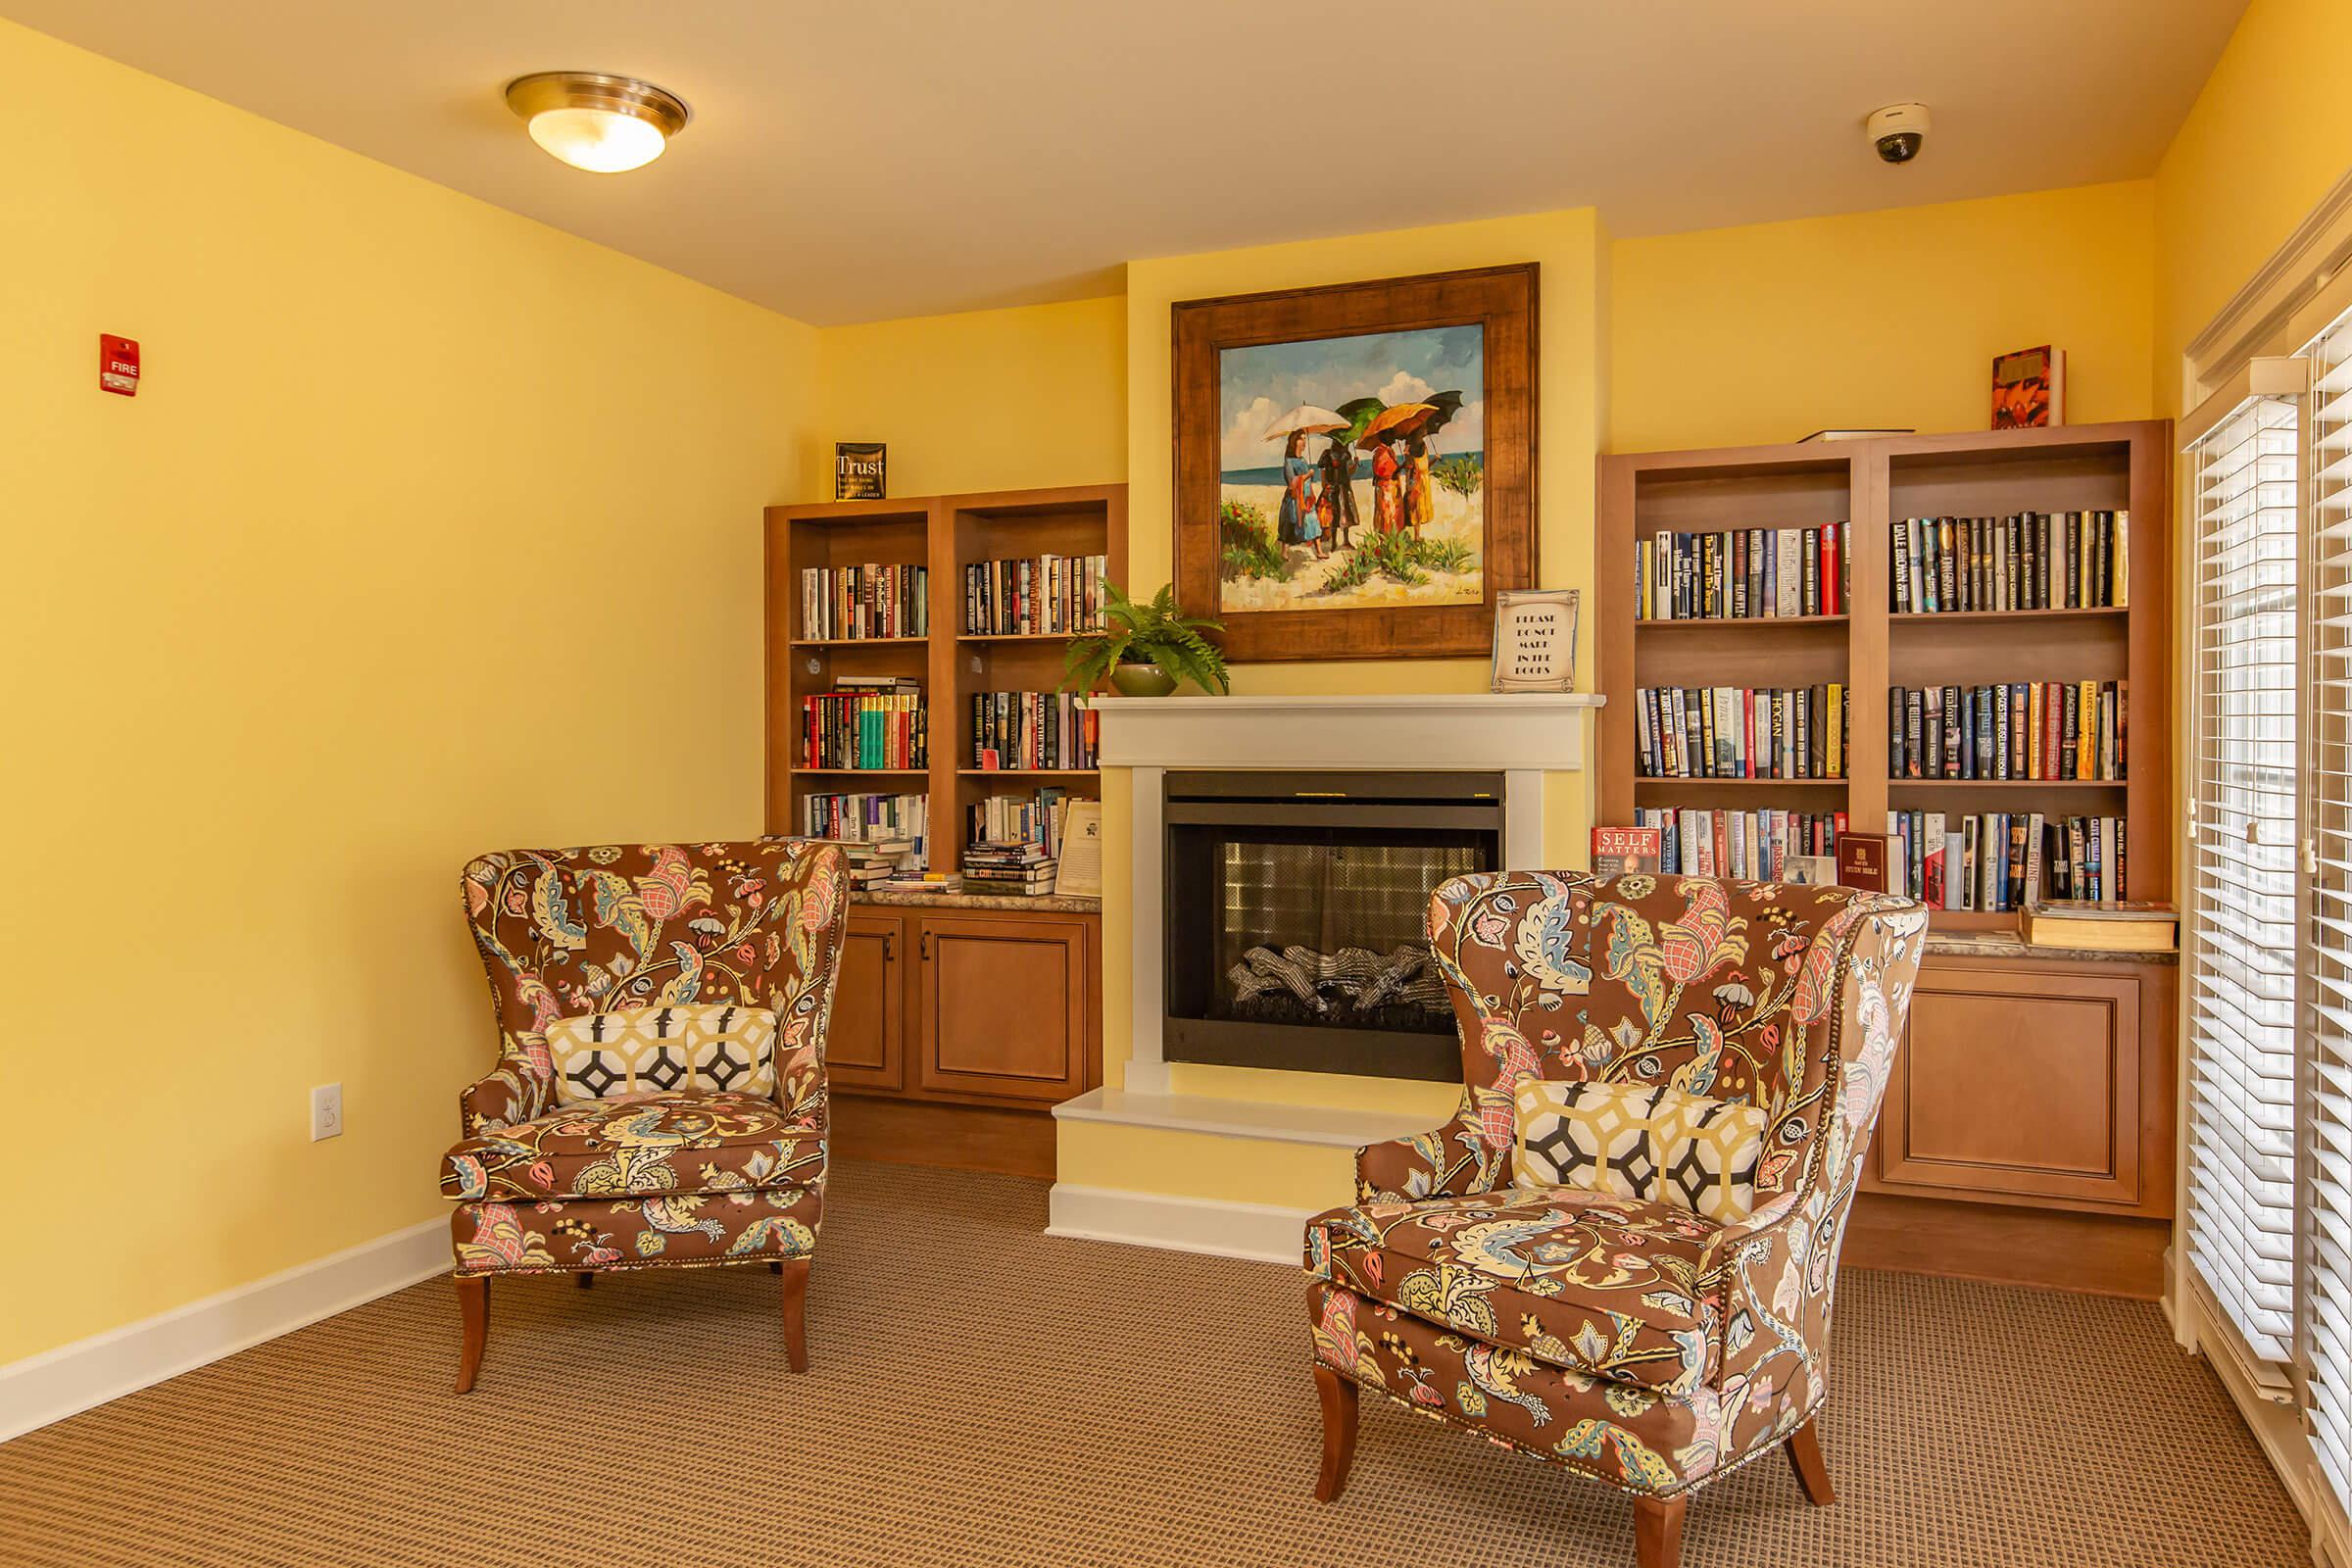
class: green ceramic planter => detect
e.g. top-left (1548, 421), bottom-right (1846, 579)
top-left (1109, 663), bottom-right (1180, 698)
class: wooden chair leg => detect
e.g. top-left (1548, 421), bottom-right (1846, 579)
top-left (1311, 1365), bottom-right (1358, 1503)
top-left (1785, 1414), bottom-right (1836, 1505)
top-left (453, 1276), bottom-right (488, 1395)
top-left (778, 1257), bottom-right (810, 1373)
top-left (1634, 1495), bottom-right (1686, 1568)
top-left (575, 1272), bottom-right (595, 1289)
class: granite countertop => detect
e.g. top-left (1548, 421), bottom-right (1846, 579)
top-left (1924, 931), bottom-right (2178, 965)
top-left (854, 888), bottom-right (1102, 914)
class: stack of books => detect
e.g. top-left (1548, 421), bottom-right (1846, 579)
top-left (970, 691), bottom-right (1098, 771)
top-left (1633, 807), bottom-right (1843, 879)
top-left (1889, 512), bottom-right (2128, 613)
top-left (1887, 809), bottom-right (2128, 909)
top-left (961, 841), bottom-right (1057, 897)
top-left (2018, 899), bottom-right (2178, 953)
top-left (802, 677), bottom-right (926, 770)
top-left (799, 563), bottom-right (928, 640)
top-left (813, 836), bottom-right (922, 893)
top-left (964, 553), bottom-right (1109, 636)
top-left (800, 790), bottom-right (929, 863)
top-left (1636, 685), bottom-right (1847, 779)
top-left (1889, 681), bottom-right (2125, 781)
top-left (879, 868), bottom-right (962, 895)
top-left (1637, 523), bottom-right (1846, 620)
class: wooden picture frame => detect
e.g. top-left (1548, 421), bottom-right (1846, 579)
top-left (1172, 264), bottom-right (1538, 662)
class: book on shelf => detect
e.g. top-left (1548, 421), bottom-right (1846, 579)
top-left (801, 679), bottom-right (926, 769)
top-left (1991, 345), bottom-right (2065, 429)
top-left (960, 840), bottom-right (1059, 896)
top-left (963, 552), bottom-right (1110, 637)
top-left (970, 691), bottom-right (1099, 771)
top-left (801, 789), bottom-right (929, 867)
top-left (1633, 808), bottom-right (1841, 879)
top-left (968, 787), bottom-right (1072, 857)
top-left (1885, 810), bottom-right (2127, 909)
top-left (1635, 684), bottom-right (1846, 780)
top-left (1887, 511), bottom-right (2127, 613)
top-left (1592, 826), bottom-right (1662, 877)
top-left (1887, 681), bottom-right (2124, 780)
top-left (799, 562), bottom-right (927, 640)
top-left (2017, 899), bottom-right (2177, 953)
top-left (1836, 833), bottom-right (1888, 892)
top-left (808, 835), bottom-right (922, 891)
top-left (1054, 800), bottom-right (1103, 898)
top-left (1637, 523), bottom-right (1846, 621)
top-left (879, 869), bottom-right (963, 894)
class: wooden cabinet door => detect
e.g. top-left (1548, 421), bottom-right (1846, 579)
top-left (915, 913), bottom-right (1090, 1102)
top-left (826, 911), bottom-right (906, 1093)
top-left (1875, 962), bottom-right (2142, 1207)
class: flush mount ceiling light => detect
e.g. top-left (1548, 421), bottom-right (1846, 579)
top-left (505, 72), bottom-right (690, 173)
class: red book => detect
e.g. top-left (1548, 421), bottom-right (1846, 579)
top-left (1592, 826), bottom-right (1663, 877)
top-left (1714, 813), bottom-right (1731, 876)
top-left (1743, 689), bottom-right (1757, 777)
top-left (1836, 832), bottom-right (1889, 892)
top-left (1821, 522), bottom-right (1842, 614)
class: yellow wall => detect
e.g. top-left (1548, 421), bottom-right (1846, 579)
top-left (1611, 181), bottom-right (2157, 453)
top-left (0, 20), bottom-right (816, 1363)
top-left (810, 296), bottom-right (1127, 499)
top-left (2154, 0), bottom-right (2352, 416)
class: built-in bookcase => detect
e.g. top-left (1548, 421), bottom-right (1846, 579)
top-left (1597, 420), bottom-right (2171, 933)
top-left (762, 483), bottom-right (1127, 878)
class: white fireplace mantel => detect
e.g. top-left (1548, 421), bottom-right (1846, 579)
top-left (1093, 690), bottom-right (1603, 1097)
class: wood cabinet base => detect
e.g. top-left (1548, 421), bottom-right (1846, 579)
top-left (1840, 1193), bottom-right (2168, 1299)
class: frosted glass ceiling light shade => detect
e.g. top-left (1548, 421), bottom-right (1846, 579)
top-left (505, 73), bottom-right (690, 173)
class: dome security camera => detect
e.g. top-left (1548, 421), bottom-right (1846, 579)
top-left (1866, 103), bottom-right (1931, 165)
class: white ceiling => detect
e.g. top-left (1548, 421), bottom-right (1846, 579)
top-left (9, 0), bottom-right (2247, 325)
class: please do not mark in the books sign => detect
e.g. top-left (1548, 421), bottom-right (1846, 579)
top-left (1490, 588), bottom-right (1580, 692)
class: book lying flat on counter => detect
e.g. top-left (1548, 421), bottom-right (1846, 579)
top-left (2017, 900), bottom-right (2178, 953)
top-left (878, 869), bottom-right (962, 894)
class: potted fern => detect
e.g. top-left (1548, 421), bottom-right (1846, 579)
top-left (1062, 581), bottom-right (1230, 699)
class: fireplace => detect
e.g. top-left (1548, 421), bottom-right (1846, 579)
top-left (1161, 770), bottom-right (1503, 1080)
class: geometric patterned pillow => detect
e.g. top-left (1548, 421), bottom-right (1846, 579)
top-left (1512, 1079), bottom-right (1767, 1222)
top-left (546, 1004), bottom-right (778, 1105)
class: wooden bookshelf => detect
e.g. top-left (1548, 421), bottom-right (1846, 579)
top-left (1596, 422), bottom-right (2177, 1291)
top-left (760, 483), bottom-right (1125, 1163)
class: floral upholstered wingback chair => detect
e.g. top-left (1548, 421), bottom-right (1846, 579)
top-left (440, 840), bottom-right (849, 1392)
top-left (1303, 872), bottom-right (1928, 1568)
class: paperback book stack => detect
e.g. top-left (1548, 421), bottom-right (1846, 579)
top-left (964, 553), bottom-right (1109, 636)
top-left (799, 563), bottom-right (928, 639)
top-left (968, 787), bottom-right (1072, 857)
top-left (801, 789), bottom-right (929, 864)
top-left (802, 677), bottom-right (926, 769)
top-left (814, 836), bottom-right (922, 893)
top-left (1632, 807), bottom-right (1843, 879)
top-left (879, 868), bottom-right (962, 895)
top-left (970, 691), bottom-right (1099, 770)
top-left (1888, 512), bottom-right (2128, 613)
top-left (1886, 809), bottom-right (2128, 910)
top-left (961, 840), bottom-right (1057, 897)
top-left (1888, 681), bottom-right (2126, 780)
top-left (1636, 685), bottom-right (1847, 779)
top-left (1636, 523), bottom-right (1847, 620)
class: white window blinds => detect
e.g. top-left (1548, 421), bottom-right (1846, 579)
top-left (2186, 392), bottom-right (2302, 1364)
top-left (2305, 313), bottom-right (2352, 1499)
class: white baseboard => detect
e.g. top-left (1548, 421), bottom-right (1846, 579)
top-left (1046, 1182), bottom-right (1314, 1267)
top-left (0, 1215), bottom-right (448, 1443)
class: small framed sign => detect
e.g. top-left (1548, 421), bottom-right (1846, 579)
top-left (1490, 588), bottom-right (1580, 692)
top-left (835, 441), bottom-right (888, 501)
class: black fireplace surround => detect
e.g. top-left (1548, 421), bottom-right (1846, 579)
top-left (1161, 770), bottom-right (1504, 1080)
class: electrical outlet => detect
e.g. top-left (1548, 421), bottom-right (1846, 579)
top-left (311, 1083), bottom-right (343, 1142)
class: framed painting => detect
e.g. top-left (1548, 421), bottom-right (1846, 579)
top-left (1173, 263), bottom-right (1537, 662)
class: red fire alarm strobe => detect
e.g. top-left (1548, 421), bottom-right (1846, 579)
top-left (100, 334), bottom-right (140, 396)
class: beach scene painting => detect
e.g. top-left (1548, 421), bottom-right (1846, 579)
top-left (1216, 324), bottom-right (1485, 613)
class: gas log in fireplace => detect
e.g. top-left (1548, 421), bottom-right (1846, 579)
top-left (1161, 771), bottom-right (1504, 1080)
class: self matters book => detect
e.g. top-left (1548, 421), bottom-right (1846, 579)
top-left (1592, 826), bottom-right (1662, 877)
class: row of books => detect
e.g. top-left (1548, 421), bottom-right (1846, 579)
top-left (1631, 808), bottom-right (1845, 880)
top-left (1636, 523), bottom-right (1847, 621)
top-left (1636, 685), bottom-right (1849, 780)
top-left (969, 786), bottom-right (1074, 857)
top-left (1889, 512), bottom-right (2129, 614)
top-left (801, 678), bottom-right (926, 770)
top-left (964, 553), bottom-right (1110, 637)
top-left (1888, 681), bottom-right (2126, 781)
top-left (1886, 810), bottom-right (2127, 909)
top-left (800, 790), bottom-right (930, 862)
top-left (799, 563), bottom-right (929, 641)
top-left (961, 840), bottom-right (1058, 897)
top-left (970, 691), bottom-right (1099, 771)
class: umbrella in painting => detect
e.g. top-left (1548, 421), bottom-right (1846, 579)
top-left (1259, 403), bottom-right (1349, 441)
top-left (1382, 389), bottom-right (1466, 439)
top-left (1355, 401), bottom-right (1434, 448)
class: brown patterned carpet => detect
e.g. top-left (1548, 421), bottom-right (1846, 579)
top-left (0, 1160), bottom-right (2304, 1567)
